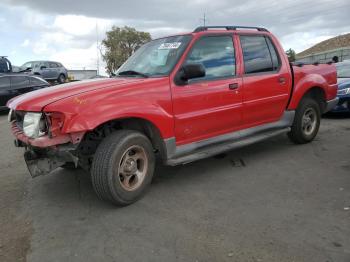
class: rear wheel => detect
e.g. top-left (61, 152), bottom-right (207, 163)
top-left (91, 130), bottom-right (155, 206)
top-left (57, 74), bottom-right (66, 84)
top-left (288, 97), bottom-right (321, 144)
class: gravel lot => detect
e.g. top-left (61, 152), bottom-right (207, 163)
top-left (0, 112), bottom-right (349, 262)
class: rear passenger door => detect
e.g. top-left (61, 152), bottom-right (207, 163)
top-left (49, 62), bottom-right (59, 79)
top-left (10, 76), bottom-right (30, 95)
top-left (239, 35), bottom-right (291, 127)
top-left (40, 62), bottom-right (52, 79)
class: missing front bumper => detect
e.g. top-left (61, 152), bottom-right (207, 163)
top-left (24, 146), bottom-right (78, 178)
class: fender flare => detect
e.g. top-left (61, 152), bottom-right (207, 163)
top-left (287, 73), bottom-right (327, 110)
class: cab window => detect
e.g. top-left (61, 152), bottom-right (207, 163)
top-left (185, 35), bottom-right (236, 80)
top-left (240, 35), bottom-right (281, 74)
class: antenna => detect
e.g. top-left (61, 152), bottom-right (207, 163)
top-left (200, 13), bottom-right (207, 27)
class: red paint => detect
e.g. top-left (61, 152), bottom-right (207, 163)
top-left (7, 29), bottom-right (337, 148)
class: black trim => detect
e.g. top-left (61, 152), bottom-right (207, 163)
top-left (193, 26), bottom-right (269, 33)
top-left (286, 63), bottom-right (295, 108)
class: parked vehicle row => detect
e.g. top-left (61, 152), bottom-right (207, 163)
top-left (20, 60), bottom-right (68, 83)
top-left (332, 60), bottom-right (350, 112)
top-left (1, 57), bottom-right (68, 84)
top-left (7, 25), bottom-right (338, 206)
top-left (0, 74), bottom-right (50, 110)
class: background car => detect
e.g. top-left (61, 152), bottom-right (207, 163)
top-left (332, 60), bottom-right (350, 112)
top-left (0, 74), bottom-right (49, 110)
top-left (20, 61), bottom-right (68, 84)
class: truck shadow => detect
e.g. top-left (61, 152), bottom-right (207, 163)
top-left (32, 134), bottom-right (292, 210)
top-left (323, 111), bottom-right (350, 119)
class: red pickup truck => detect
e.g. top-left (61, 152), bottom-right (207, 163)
top-left (7, 26), bottom-right (338, 206)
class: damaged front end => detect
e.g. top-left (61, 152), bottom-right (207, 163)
top-left (9, 109), bottom-right (86, 177)
top-left (22, 144), bottom-right (79, 177)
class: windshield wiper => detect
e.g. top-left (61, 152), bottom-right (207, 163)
top-left (118, 70), bottom-right (149, 78)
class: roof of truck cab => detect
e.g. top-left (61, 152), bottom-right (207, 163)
top-left (155, 29), bottom-right (271, 40)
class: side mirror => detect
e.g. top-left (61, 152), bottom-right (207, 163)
top-left (40, 66), bottom-right (47, 70)
top-left (175, 63), bottom-right (205, 85)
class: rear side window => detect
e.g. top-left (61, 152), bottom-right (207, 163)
top-left (240, 35), bottom-right (280, 74)
top-left (30, 76), bottom-right (47, 86)
top-left (185, 35), bottom-right (235, 79)
top-left (49, 62), bottom-right (58, 68)
top-left (11, 76), bottom-right (29, 89)
top-left (266, 38), bottom-right (280, 71)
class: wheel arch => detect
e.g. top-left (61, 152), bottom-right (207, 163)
top-left (288, 85), bottom-right (327, 113)
top-left (78, 116), bottom-right (168, 163)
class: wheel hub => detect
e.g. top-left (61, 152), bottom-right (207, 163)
top-left (123, 159), bottom-right (137, 173)
top-left (117, 145), bottom-right (148, 191)
top-left (302, 108), bottom-right (317, 136)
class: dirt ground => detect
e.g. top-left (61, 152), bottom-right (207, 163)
top-left (0, 112), bottom-right (349, 262)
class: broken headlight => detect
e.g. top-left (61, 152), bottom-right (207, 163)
top-left (23, 112), bottom-right (47, 138)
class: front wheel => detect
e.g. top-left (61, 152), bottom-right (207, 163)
top-left (288, 97), bottom-right (321, 144)
top-left (91, 130), bottom-right (155, 206)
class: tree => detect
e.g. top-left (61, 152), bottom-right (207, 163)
top-left (102, 26), bottom-right (151, 75)
top-left (285, 48), bottom-right (296, 62)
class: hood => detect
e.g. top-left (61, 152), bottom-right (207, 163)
top-left (337, 77), bottom-right (350, 89)
top-left (7, 77), bottom-right (152, 111)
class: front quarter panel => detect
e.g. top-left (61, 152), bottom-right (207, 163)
top-left (43, 77), bottom-right (175, 139)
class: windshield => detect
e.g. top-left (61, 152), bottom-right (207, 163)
top-left (21, 62), bottom-right (40, 69)
top-left (336, 62), bottom-right (350, 78)
top-left (21, 62), bottom-right (32, 69)
top-left (116, 35), bottom-right (192, 77)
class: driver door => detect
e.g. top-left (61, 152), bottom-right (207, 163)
top-left (171, 35), bottom-right (243, 145)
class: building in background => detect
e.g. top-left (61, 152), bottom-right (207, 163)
top-left (67, 69), bottom-right (98, 81)
top-left (296, 33), bottom-right (350, 63)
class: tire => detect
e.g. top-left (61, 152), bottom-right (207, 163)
top-left (91, 130), bottom-right (155, 206)
top-left (57, 74), bottom-right (66, 84)
top-left (288, 97), bottom-right (321, 144)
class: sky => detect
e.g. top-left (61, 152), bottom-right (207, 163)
top-left (1, 0), bottom-right (350, 75)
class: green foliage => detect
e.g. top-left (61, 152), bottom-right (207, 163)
top-left (286, 48), bottom-right (296, 62)
top-left (102, 26), bottom-right (151, 75)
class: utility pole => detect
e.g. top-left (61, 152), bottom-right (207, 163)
top-left (96, 22), bottom-right (100, 76)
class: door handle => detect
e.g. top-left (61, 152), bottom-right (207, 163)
top-left (278, 77), bottom-right (286, 84)
top-left (229, 83), bottom-right (239, 90)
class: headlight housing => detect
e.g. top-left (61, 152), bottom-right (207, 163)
top-left (23, 112), bottom-right (47, 138)
top-left (337, 87), bottom-right (350, 96)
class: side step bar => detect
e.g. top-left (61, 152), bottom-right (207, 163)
top-left (166, 128), bottom-right (290, 166)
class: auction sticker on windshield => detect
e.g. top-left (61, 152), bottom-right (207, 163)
top-left (158, 42), bottom-right (182, 49)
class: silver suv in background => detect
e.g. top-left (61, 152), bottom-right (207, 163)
top-left (20, 61), bottom-right (68, 83)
